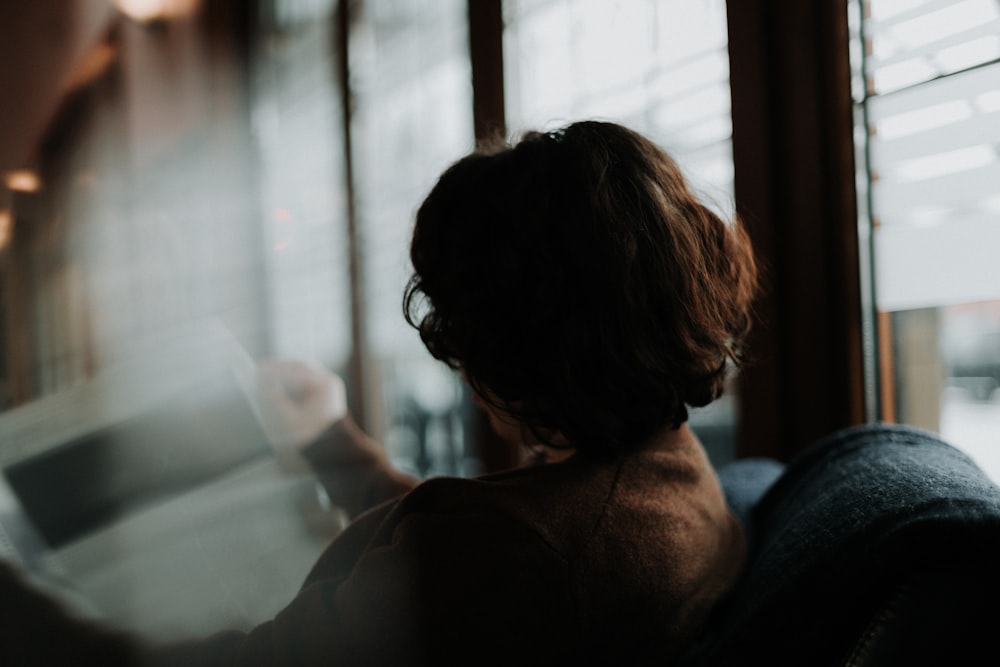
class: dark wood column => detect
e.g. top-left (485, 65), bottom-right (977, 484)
top-left (333, 0), bottom-right (371, 431)
top-left (468, 0), bottom-right (506, 146)
top-left (727, 0), bottom-right (865, 460)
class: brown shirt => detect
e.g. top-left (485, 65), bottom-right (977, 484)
top-left (1, 422), bottom-right (744, 666)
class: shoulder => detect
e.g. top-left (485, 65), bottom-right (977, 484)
top-left (396, 459), bottom-right (625, 555)
top-left (292, 483), bottom-right (579, 665)
top-left (566, 433), bottom-right (746, 659)
top-left (307, 465), bottom-right (588, 584)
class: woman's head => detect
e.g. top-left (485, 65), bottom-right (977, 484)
top-left (404, 121), bottom-right (757, 458)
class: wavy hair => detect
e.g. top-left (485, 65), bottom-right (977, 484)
top-left (404, 121), bottom-right (757, 458)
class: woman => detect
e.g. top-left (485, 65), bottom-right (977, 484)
top-left (1, 121), bottom-right (757, 665)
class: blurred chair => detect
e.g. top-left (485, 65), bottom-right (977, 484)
top-left (687, 424), bottom-right (1000, 666)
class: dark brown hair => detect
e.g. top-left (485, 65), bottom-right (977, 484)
top-left (404, 121), bottom-right (757, 458)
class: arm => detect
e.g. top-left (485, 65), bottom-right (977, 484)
top-left (256, 361), bottom-right (418, 517)
top-left (301, 416), bottom-right (418, 518)
top-left (0, 561), bottom-right (143, 666)
top-left (147, 506), bottom-right (573, 666)
top-left (0, 504), bottom-right (570, 666)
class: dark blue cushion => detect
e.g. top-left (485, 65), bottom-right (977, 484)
top-left (716, 457), bottom-right (785, 547)
top-left (681, 423), bottom-right (1000, 666)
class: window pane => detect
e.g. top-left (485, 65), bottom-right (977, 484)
top-left (856, 0), bottom-right (1000, 480)
top-left (350, 0), bottom-right (477, 477)
top-left (254, 0), bottom-right (353, 368)
top-left (940, 303), bottom-right (1000, 473)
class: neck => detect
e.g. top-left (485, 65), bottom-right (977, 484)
top-left (528, 422), bottom-right (700, 466)
top-left (648, 421), bottom-right (700, 450)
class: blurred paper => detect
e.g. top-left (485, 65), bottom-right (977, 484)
top-left (209, 321), bottom-right (265, 429)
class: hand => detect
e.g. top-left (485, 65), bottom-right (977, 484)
top-left (255, 360), bottom-right (348, 471)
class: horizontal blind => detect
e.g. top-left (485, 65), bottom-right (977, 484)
top-left (861, 0), bottom-right (1000, 311)
top-left (503, 0), bottom-right (733, 214)
top-left (866, 0), bottom-right (1000, 94)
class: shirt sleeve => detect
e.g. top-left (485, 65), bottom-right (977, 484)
top-left (2, 493), bottom-right (574, 666)
top-left (301, 416), bottom-right (419, 518)
top-left (0, 561), bottom-right (144, 666)
top-left (146, 509), bottom-right (576, 666)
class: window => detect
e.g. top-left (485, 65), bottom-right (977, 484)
top-left (253, 0), bottom-right (353, 370)
top-left (853, 0), bottom-right (1000, 479)
top-left (504, 0), bottom-right (733, 212)
top-left (350, 0), bottom-right (478, 477)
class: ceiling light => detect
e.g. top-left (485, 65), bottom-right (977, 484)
top-left (4, 170), bottom-right (42, 193)
top-left (115, 0), bottom-right (200, 24)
